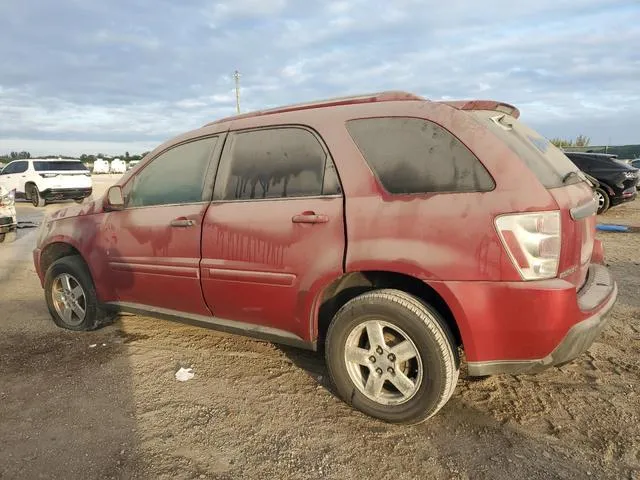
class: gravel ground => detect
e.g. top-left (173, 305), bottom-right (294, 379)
top-left (0, 185), bottom-right (638, 480)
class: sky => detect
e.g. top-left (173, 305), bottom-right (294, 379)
top-left (1, 0), bottom-right (639, 156)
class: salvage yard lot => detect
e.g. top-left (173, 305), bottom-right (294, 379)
top-left (0, 178), bottom-right (638, 479)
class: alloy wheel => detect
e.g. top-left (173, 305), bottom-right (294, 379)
top-left (51, 273), bottom-right (87, 326)
top-left (344, 319), bottom-right (423, 405)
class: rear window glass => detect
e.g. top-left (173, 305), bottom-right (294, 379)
top-left (346, 117), bottom-right (494, 194)
top-left (471, 111), bottom-right (579, 188)
top-left (34, 161), bottom-right (88, 172)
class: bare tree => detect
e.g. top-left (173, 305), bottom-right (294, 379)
top-left (575, 135), bottom-right (591, 147)
top-left (550, 138), bottom-right (573, 148)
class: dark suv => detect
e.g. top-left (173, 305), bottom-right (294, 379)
top-left (34, 91), bottom-right (616, 424)
top-left (564, 152), bottom-right (638, 214)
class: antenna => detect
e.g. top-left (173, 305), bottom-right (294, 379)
top-left (233, 70), bottom-right (241, 114)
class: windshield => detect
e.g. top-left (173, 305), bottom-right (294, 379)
top-left (34, 161), bottom-right (88, 172)
top-left (471, 110), bottom-right (581, 188)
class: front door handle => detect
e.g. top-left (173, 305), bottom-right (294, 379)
top-left (170, 218), bottom-right (195, 228)
top-left (292, 212), bottom-right (329, 224)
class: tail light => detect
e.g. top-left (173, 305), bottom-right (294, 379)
top-left (495, 211), bottom-right (561, 280)
top-left (39, 173), bottom-right (58, 178)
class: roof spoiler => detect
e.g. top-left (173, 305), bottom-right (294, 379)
top-left (438, 100), bottom-right (520, 119)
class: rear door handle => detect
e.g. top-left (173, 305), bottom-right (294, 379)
top-left (170, 218), bottom-right (195, 227)
top-left (291, 212), bottom-right (329, 224)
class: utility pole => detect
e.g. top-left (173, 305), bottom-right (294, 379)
top-left (233, 70), bottom-right (241, 114)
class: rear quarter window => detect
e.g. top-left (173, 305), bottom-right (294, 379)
top-left (345, 117), bottom-right (494, 194)
top-left (471, 111), bottom-right (579, 188)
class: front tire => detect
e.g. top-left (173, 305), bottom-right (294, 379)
top-left (44, 255), bottom-right (110, 331)
top-left (595, 187), bottom-right (610, 214)
top-left (326, 289), bottom-right (459, 424)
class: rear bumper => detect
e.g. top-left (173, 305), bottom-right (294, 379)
top-left (611, 187), bottom-right (637, 206)
top-left (432, 263), bottom-right (617, 376)
top-left (41, 188), bottom-right (92, 200)
top-left (468, 277), bottom-right (617, 376)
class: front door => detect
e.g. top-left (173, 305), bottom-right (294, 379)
top-left (200, 126), bottom-right (345, 341)
top-left (0, 161), bottom-right (28, 195)
top-left (100, 135), bottom-right (223, 316)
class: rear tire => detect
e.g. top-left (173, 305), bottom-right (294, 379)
top-left (595, 187), bottom-right (610, 214)
top-left (31, 185), bottom-right (46, 207)
top-left (325, 289), bottom-right (459, 424)
top-left (44, 255), bottom-right (112, 331)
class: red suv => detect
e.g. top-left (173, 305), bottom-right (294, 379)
top-left (34, 91), bottom-right (617, 424)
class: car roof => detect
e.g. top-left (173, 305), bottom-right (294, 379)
top-left (29, 158), bottom-right (82, 161)
top-left (203, 90), bottom-right (520, 128)
top-left (141, 90), bottom-right (521, 161)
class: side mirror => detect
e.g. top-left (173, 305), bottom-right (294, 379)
top-left (105, 185), bottom-right (125, 211)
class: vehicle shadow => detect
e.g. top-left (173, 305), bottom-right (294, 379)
top-left (274, 342), bottom-right (632, 479)
top-left (275, 343), bottom-right (334, 392)
top-left (0, 262), bottom-right (141, 479)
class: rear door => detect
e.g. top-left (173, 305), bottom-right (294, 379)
top-left (200, 126), bottom-right (345, 341)
top-left (471, 111), bottom-right (596, 288)
top-left (99, 136), bottom-right (223, 315)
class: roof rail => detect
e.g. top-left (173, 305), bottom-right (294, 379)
top-left (438, 100), bottom-right (520, 119)
top-left (204, 90), bottom-right (425, 126)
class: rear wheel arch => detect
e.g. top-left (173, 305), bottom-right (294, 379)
top-left (24, 181), bottom-right (37, 199)
top-left (315, 270), bottom-right (462, 351)
top-left (598, 181), bottom-right (614, 196)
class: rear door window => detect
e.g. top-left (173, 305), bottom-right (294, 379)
top-left (219, 127), bottom-right (336, 200)
top-left (34, 161), bottom-right (88, 171)
top-left (346, 117), bottom-right (494, 194)
top-left (471, 111), bottom-right (579, 188)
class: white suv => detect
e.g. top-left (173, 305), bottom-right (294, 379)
top-left (0, 159), bottom-right (92, 207)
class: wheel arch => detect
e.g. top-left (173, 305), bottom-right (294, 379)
top-left (40, 241), bottom-right (87, 279)
top-left (24, 181), bottom-right (37, 199)
top-left (597, 182), bottom-right (614, 197)
top-left (314, 270), bottom-right (463, 351)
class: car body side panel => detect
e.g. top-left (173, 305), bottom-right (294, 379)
top-left (200, 197), bottom-right (345, 342)
top-left (96, 203), bottom-right (212, 315)
top-left (212, 102), bottom-right (563, 343)
top-left (313, 102), bottom-right (559, 283)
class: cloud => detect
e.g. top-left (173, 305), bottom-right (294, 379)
top-left (0, 0), bottom-right (639, 156)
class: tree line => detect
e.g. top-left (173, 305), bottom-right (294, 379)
top-left (549, 135), bottom-right (591, 148)
top-left (1, 151), bottom-right (150, 163)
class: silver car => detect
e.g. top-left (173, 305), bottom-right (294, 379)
top-left (0, 185), bottom-right (17, 241)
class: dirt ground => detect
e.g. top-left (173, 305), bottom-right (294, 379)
top-left (1, 183), bottom-right (639, 479)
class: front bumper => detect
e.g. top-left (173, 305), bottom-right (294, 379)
top-left (0, 215), bottom-right (17, 233)
top-left (465, 264), bottom-right (617, 376)
top-left (41, 187), bottom-right (92, 201)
